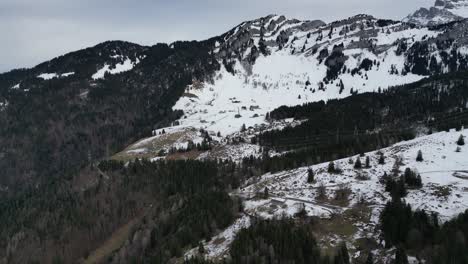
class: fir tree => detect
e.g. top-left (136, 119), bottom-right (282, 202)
top-left (354, 157), bottom-right (362, 169)
top-left (385, 178), bottom-right (407, 199)
top-left (394, 247), bottom-right (408, 264)
top-left (365, 156), bottom-right (371, 168)
top-left (264, 187), bottom-right (269, 199)
top-left (317, 183), bottom-right (327, 200)
top-left (379, 153), bottom-right (385, 164)
top-left (307, 168), bottom-right (315, 183)
top-left (334, 242), bottom-right (350, 264)
top-left (457, 134), bottom-right (465, 146)
top-left (416, 150), bottom-right (423, 162)
top-left (366, 252), bottom-right (374, 264)
top-left (328, 161), bottom-right (336, 173)
top-left (198, 242), bottom-right (205, 254)
top-left (339, 79), bottom-right (345, 94)
top-left (241, 124), bottom-right (246, 132)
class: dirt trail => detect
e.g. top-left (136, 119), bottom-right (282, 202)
top-left (83, 216), bottom-right (141, 264)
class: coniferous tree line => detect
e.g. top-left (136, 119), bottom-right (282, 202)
top-left (229, 218), bottom-right (350, 264)
top-left (0, 158), bottom-right (241, 264)
top-left (145, 190), bottom-right (235, 263)
top-left (380, 163), bottom-right (468, 263)
top-left (260, 71), bottom-right (468, 150)
top-left (237, 130), bottom-right (413, 176)
top-left (380, 198), bottom-right (468, 264)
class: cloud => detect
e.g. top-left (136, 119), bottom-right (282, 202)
top-left (0, 0), bottom-right (434, 72)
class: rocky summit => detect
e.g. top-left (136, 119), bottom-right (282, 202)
top-left (404, 0), bottom-right (468, 25)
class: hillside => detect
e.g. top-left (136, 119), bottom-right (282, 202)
top-left (185, 129), bottom-right (468, 261)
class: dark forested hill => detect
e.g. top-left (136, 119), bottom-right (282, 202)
top-left (0, 39), bottom-right (220, 190)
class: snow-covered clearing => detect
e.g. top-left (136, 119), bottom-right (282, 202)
top-left (241, 129), bottom-right (468, 221)
top-left (37, 72), bottom-right (75, 80)
top-left (92, 58), bottom-right (139, 80)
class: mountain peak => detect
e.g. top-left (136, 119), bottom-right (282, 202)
top-left (405, 0), bottom-right (468, 25)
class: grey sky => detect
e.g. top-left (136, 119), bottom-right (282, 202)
top-left (1, 0), bottom-right (434, 73)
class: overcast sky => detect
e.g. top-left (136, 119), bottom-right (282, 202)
top-left (1, 0), bottom-right (434, 73)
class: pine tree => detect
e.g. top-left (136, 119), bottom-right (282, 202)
top-left (416, 174), bottom-right (422, 188)
top-left (339, 80), bottom-right (345, 94)
top-left (416, 150), bottom-right (423, 162)
top-left (379, 153), bottom-right (385, 164)
top-left (198, 242), bottom-right (205, 254)
top-left (328, 161), bottom-right (335, 173)
top-left (366, 252), bottom-right (374, 264)
top-left (394, 247), bottom-right (409, 264)
top-left (457, 134), bottom-right (465, 146)
top-left (334, 242), bottom-right (350, 264)
top-left (307, 168), bottom-right (315, 183)
top-left (241, 124), bottom-right (246, 132)
top-left (354, 157), bottom-right (362, 169)
top-left (317, 183), bottom-right (327, 199)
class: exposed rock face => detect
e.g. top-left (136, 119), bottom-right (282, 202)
top-left (404, 7), bottom-right (462, 26)
top-left (216, 15), bottom-right (326, 65)
top-left (213, 13), bottom-right (468, 87)
top-left (404, 0), bottom-right (468, 26)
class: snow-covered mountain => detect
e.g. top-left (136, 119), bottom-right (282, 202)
top-left (4, 8), bottom-right (468, 264)
top-left (404, 0), bottom-right (468, 26)
top-left (403, 7), bottom-right (462, 26)
top-left (436, 0), bottom-right (468, 17)
top-left (173, 14), bottom-right (468, 135)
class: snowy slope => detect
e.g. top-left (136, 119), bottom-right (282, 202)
top-left (186, 129), bottom-right (468, 260)
top-left (241, 129), bottom-right (468, 221)
top-left (172, 14), bottom-right (468, 137)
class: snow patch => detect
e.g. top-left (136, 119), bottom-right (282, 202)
top-left (92, 58), bottom-right (139, 80)
top-left (37, 72), bottom-right (75, 80)
top-left (37, 73), bottom-right (58, 80)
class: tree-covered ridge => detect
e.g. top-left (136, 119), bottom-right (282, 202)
top-left (260, 71), bottom-right (468, 150)
top-left (0, 39), bottom-right (220, 190)
top-left (0, 159), bottom-right (241, 263)
top-left (381, 199), bottom-right (468, 264)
